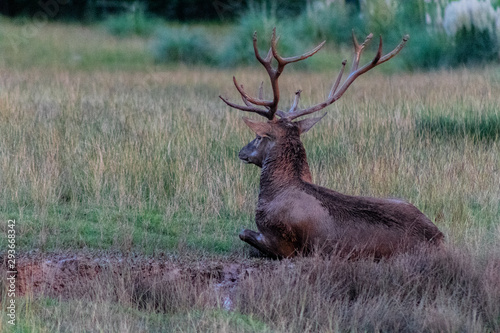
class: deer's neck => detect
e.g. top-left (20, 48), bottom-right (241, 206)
top-left (259, 138), bottom-right (312, 198)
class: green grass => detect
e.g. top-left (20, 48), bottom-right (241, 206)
top-left (0, 19), bottom-right (499, 332)
top-left (417, 111), bottom-right (500, 141)
top-left (0, 18), bottom-right (152, 71)
top-left (5, 289), bottom-right (271, 332)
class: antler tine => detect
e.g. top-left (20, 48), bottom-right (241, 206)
top-left (220, 31), bottom-right (277, 120)
top-left (258, 81), bottom-right (264, 100)
top-left (329, 60), bottom-right (347, 99)
top-left (239, 82), bottom-right (264, 106)
top-left (219, 95), bottom-right (271, 119)
top-left (240, 90), bottom-right (253, 107)
top-left (238, 83), bottom-right (257, 107)
top-left (289, 90), bottom-right (302, 113)
top-left (233, 76), bottom-right (272, 107)
top-left (252, 28), bottom-right (325, 119)
top-left (332, 35), bottom-right (384, 100)
top-left (351, 31), bottom-right (372, 73)
top-left (285, 33), bottom-right (409, 121)
top-left (253, 31), bottom-right (273, 66)
top-left (379, 34), bottom-right (409, 63)
top-left (220, 29), bottom-right (282, 120)
top-left (272, 27), bottom-right (326, 68)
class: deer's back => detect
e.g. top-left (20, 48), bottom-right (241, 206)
top-left (256, 182), bottom-right (443, 257)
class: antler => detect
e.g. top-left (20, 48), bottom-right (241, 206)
top-left (219, 28), bottom-right (325, 120)
top-left (220, 29), bottom-right (409, 121)
top-left (284, 32), bottom-right (409, 120)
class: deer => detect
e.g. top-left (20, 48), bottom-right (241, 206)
top-left (220, 29), bottom-right (444, 259)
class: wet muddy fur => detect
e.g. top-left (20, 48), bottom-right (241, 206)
top-left (240, 118), bottom-right (443, 258)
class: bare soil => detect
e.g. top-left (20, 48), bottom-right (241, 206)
top-left (2, 248), bottom-right (500, 332)
top-left (2, 250), bottom-right (271, 310)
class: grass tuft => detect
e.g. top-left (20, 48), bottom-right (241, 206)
top-left (417, 112), bottom-right (500, 142)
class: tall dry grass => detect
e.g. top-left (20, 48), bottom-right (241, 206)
top-left (1, 67), bottom-right (499, 252)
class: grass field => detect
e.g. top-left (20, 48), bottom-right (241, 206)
top-left (0, 20), bottom-right (499, 332)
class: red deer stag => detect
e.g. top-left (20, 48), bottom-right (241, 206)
top-left (220, 29), bottom-right (444, 258)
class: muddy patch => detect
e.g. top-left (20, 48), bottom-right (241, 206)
top-left (2, 251), bottom-right (270, 311)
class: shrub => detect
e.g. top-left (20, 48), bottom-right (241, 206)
top-left (360, 0), bottom-right (399, 37)
top-left (103, 7), bottom-right (161, 37)
top-left (218, 4), bottom-right (303, 67)
top-left (151, 27), bottom-right (216, 65)
top-left (400, 28), bottom-right (452, 71)
top-left (443, 0), bottom-right (500, 65)
top-left (291, 0), bottom-right (365, 45)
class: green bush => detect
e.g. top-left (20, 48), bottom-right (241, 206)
top-left (400, 28), bottom-right (451, 71)
top-left (144, 0), bottom-right (499, 69)
top-left (218, 1), bottom-right (435, 70)
top-left (360, 0), bottom-right (399, 37)
top-left (443, 0), bottom-right (500, 65)
top-left (103, 9), bottom-right (161, 37)
top-left (218, 5), bottom-right (303, 67)
top-left (291, 1), bottom-right (365, 45)
top-left (151, 27), bottom-right (216, 65)
top-left (450, 26), bottom-right (499, 65)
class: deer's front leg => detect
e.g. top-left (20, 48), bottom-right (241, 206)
top-left (239, 229), bottom-right (296, 258)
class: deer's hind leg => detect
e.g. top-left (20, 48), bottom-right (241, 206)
top-left (239, 229), bottom-right (296, 258)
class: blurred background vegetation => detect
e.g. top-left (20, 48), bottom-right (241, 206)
top-left (1, 0), bottom-right (500, 70)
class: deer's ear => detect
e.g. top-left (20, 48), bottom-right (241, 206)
top-left (296, 113), bottom-right (326, 134)
top-left (242, 117), bottom-right (273, 137)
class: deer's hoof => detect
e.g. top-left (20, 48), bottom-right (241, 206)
top-left (239, 229), bottom-right (249, 241)
top-left (239, 229), bottom-right (261, 242)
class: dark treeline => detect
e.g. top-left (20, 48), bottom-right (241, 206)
top-left (0, 0), bottom-right (360, 22)
top-left (0, 0), bottom-right (340, 22)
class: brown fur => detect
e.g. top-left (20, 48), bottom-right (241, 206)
top-left (239, 118), bottom-right (444, 259)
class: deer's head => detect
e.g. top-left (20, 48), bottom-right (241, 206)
top-left (220, 28), bottom-right (409, 167)
top-left (238, 116), bottom-right (323, 167)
